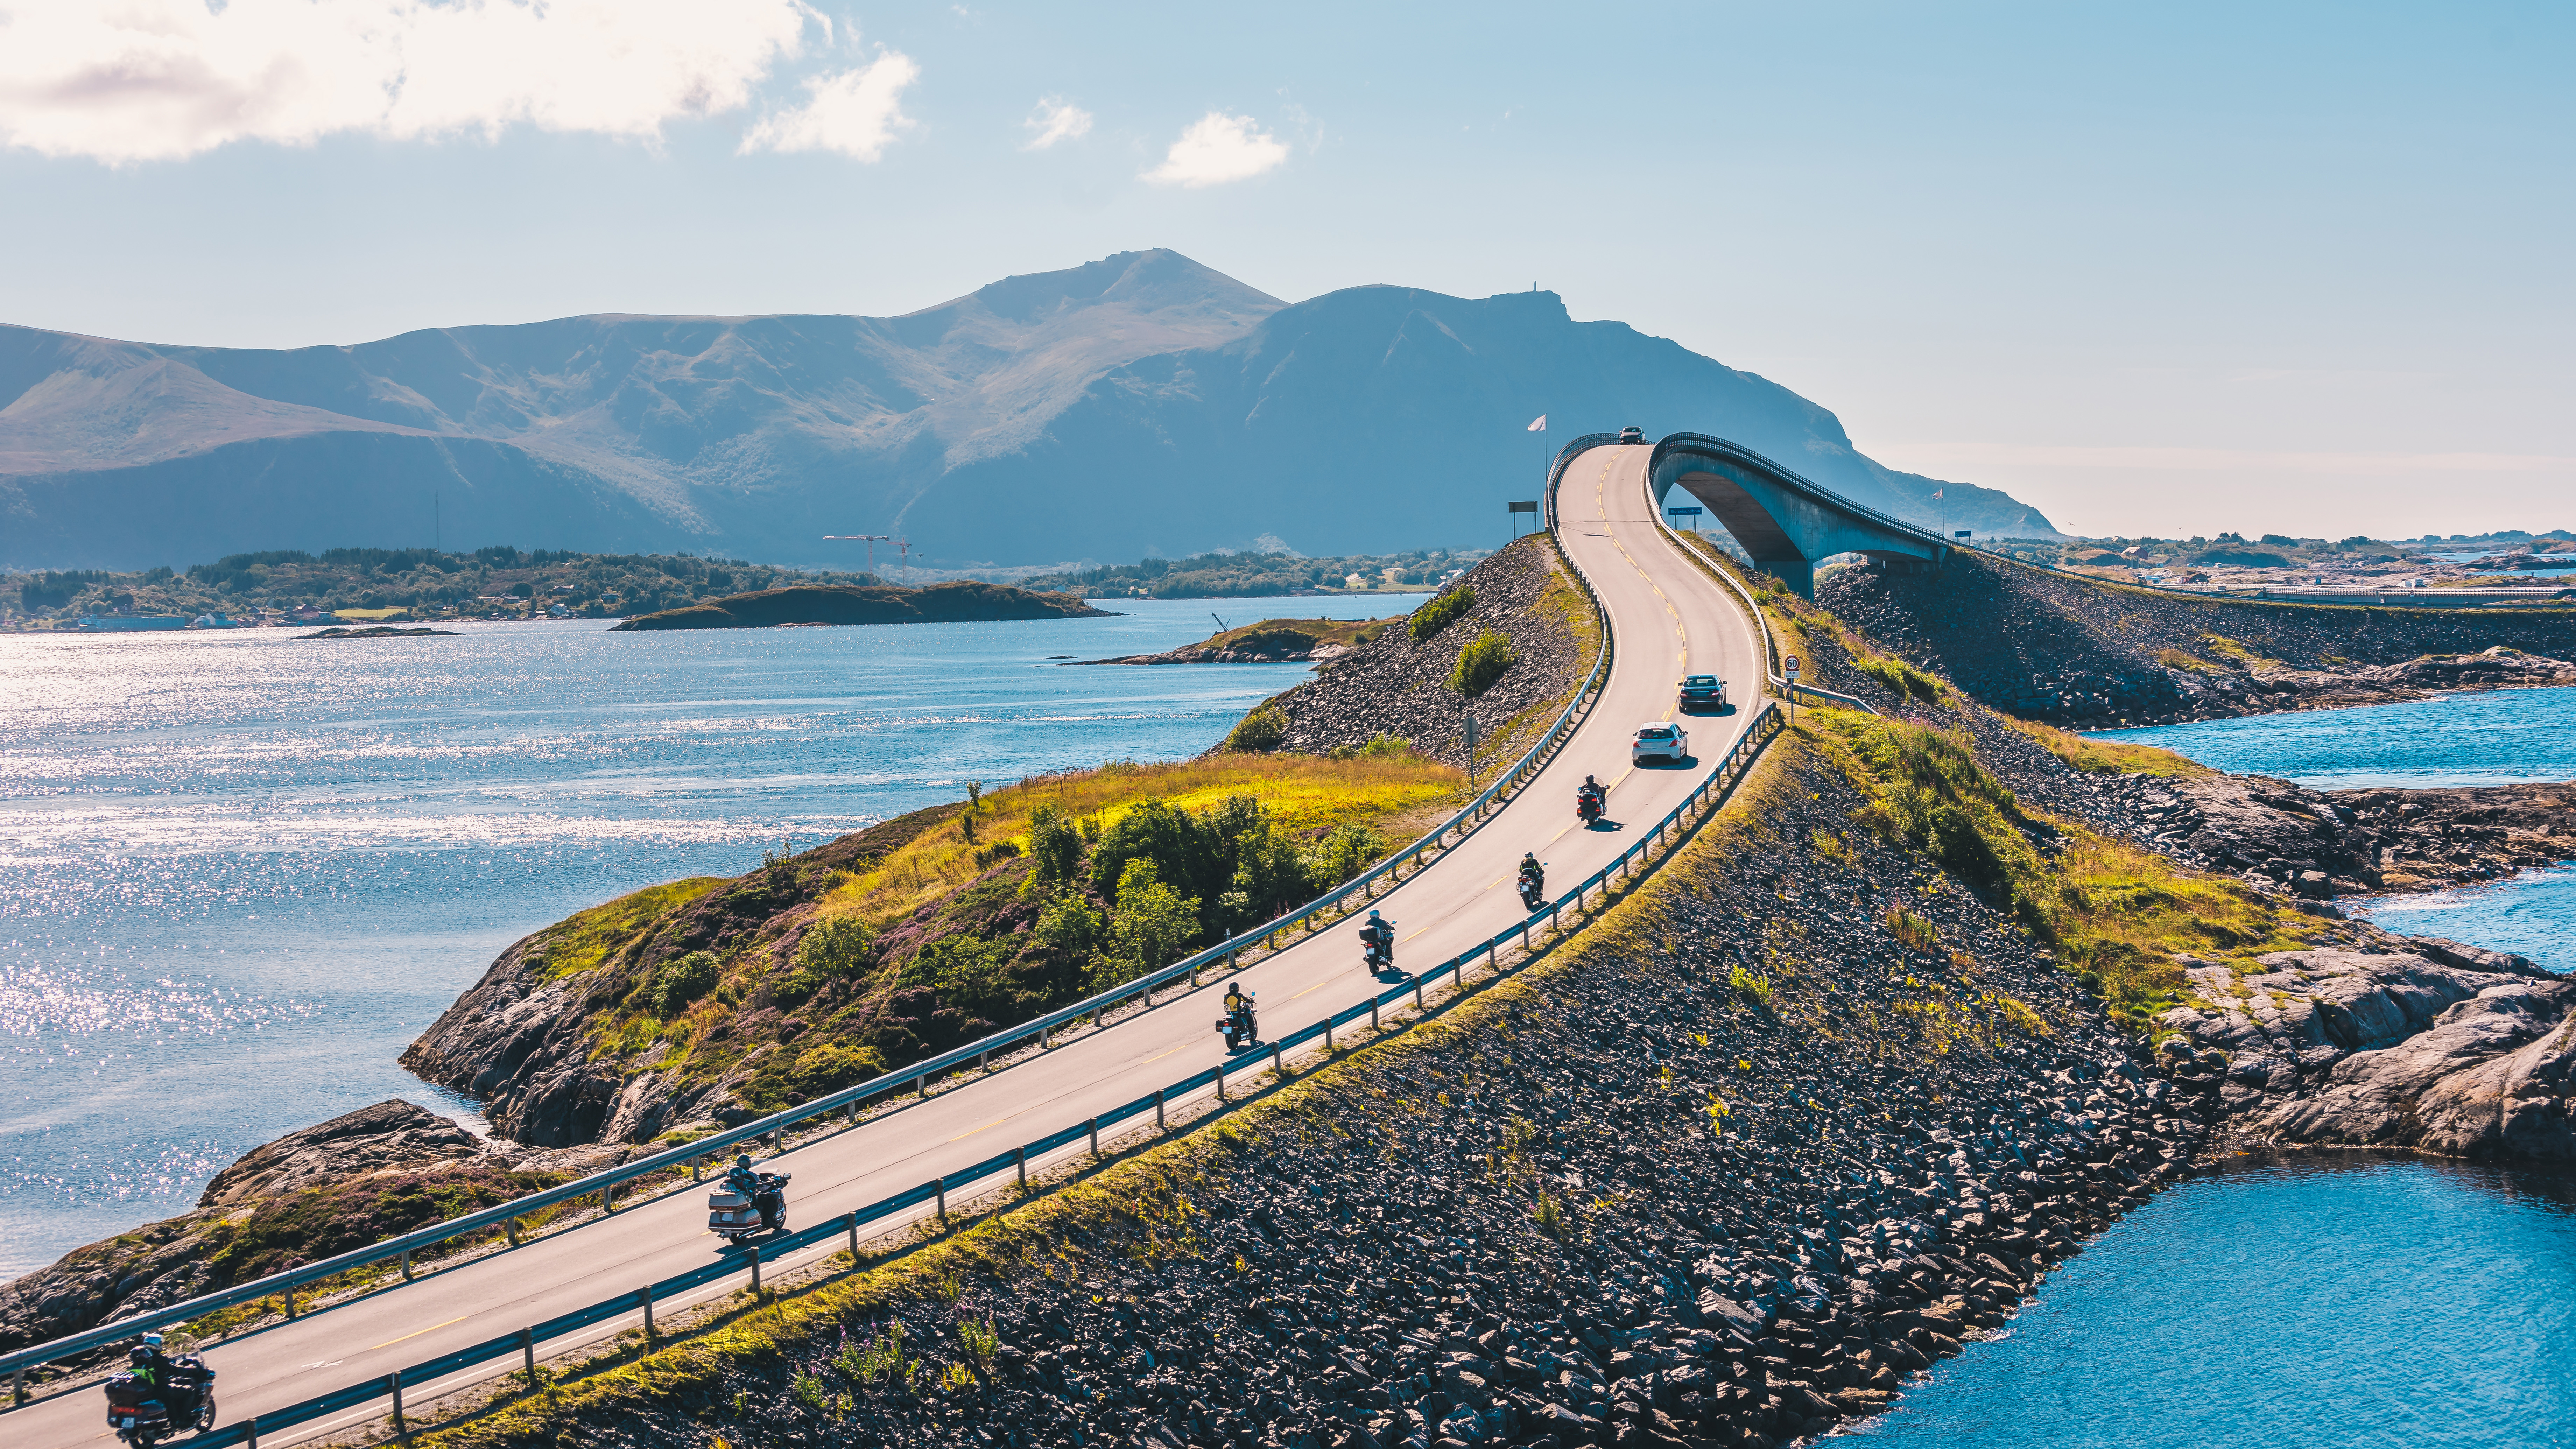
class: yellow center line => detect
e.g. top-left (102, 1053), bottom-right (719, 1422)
top-left (369, 1315), bottom-right (470, 1352)
top-left (949, 1114), bottom-right (1011, 1143)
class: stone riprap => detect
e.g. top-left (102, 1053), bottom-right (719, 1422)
top-left (1260, 536), bottom-right (1594, 769)
top-left (1816, 550), bottom-right (2576, 727)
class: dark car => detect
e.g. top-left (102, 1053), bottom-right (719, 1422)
top-left (1619, 426), bottom-right (1645, 444)
top-left (1678, 674), bottom-right (1728, 710)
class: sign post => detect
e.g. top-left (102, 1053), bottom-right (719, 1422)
top-left (1464, 711), bottom-right (1481, 790)
top-left (1507, 500), bottom-right (1539, 544)
top-left (1784, 654), bottom-right (1800, 726)
top-left (1666, 505), bottom-right (1704, 537)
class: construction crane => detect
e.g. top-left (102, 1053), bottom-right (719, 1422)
top-left (822, 534), bottom-right (901, 584)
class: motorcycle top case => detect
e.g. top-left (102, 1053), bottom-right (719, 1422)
top-left (103, 1373), bottom-right (165, 1411)
top-left (708, 1190), bottom-right (750, 1209)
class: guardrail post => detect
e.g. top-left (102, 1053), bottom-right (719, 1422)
top-left (1324, 1017), bottom-right (1333, 1050)
top-left (691, 1156), bottom-right (702, 1183)
top-left (507, 1217), bottom-right (519, 1248)
top-left (917, 1072), bottom-right (930, 1099)
top-left (936, 1178), bottom-right (948, 1222)
top-left (12, 1364), bottom-right (23, 1407)
top-left (388, 1369), bottom-right (405, 1442)
top-left (601, 1183), bottom-right (613, 1214)
top-left (1088, 1118), bottom-right (1101, 1158)
top-left (283, 1288), bottom-right (297, 1319)
top-left (1271, 1043), bottom-right (1285, 1076)
top-left (1015, 1147), bottom-right (1028, 1188)
top-left (1040, 1024), bottom-right (1050, 1049)
top-left (750, 1251), bottom-right (763, 1298)
top-left (1155, 1088), bottom-right (1167, 1130)
top-left (978, 1050), bottom-right (991, 1073)
top-left (400, 1248), bottom-right (412, 1281)
top-left (520, 1327), bottom-right (537, 1383)
top-left (1414, 977), bottom-right (1424, 1008)
top-left (641, 1284), bottom-right (655, 1342)
top-left (846, 1211), bottom-right (860, 1260)
top-left (1370, 997), bottom-right (1379, 1030)
top-left (246, 1416), bottom-right (259, 1449)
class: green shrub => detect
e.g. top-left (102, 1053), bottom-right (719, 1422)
top-left (1302, 821), bottom-right (1385, 887)
top-left (1026, 804), bottom-right (1084, 884)
top-left (1410, 588), bottom-right (1474, 641)
top-left (1225, 704), bottom-right (1289, 752)
top-left (1104, 858), bottom-right (1199, 983)
top-left (1451, 629), bottom-right (1516, 696)
top-left (793, 919), bottom-right (876, 979)
top-left (652, 950), bottom-right (721, 1015)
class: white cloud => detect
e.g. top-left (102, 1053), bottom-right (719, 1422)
top-left (1021, 95), bottom-right (1090, 151)
top-left (738, 51), bottom-right (919, 160)
top-left (0, 0), bottom-right (833, 164)
top-left (1141, 111), bottom-right (1287, 188)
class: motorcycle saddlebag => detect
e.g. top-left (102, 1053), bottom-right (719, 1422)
top-left (103, 1374), bottom-right (162, 1412)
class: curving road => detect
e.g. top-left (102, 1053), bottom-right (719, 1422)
top-left (15, 443), bottom-right (1760, 1446)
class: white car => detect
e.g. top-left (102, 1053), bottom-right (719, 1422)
top-left (1633, 721), bottom-right (1689, 764)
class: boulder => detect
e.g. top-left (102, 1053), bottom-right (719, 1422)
top-left (198, 1099), bottom-right (481, 1208)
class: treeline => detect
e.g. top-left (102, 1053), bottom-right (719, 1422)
top-left (1019, 547), bottom-right (1485, 599)
top-left (6, 547), bottom-right (881, 621)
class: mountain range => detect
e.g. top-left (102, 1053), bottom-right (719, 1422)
top-left (0, 250), bottom-right (2055, 571)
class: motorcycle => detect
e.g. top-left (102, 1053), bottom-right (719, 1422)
top-left (708, 1171), bottom-right (790, 1243)
top-left (1215, 993), bottom-right (1259, 1051)
top-left (1518, 865), bottom-right (1547, 912)
top-left (1360, 920), bottom-right (1395, 973)
top-left (104, 1358), bottom-right (215, 1447)
top-left (1577, 789), bottom-right (1605, 826)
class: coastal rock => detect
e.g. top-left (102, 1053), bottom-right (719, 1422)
top-left (198, 1099), bottom-right (484, 1208)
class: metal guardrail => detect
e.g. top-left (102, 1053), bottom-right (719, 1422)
top-left (145, 702), bottom-right (1788, 1449)
top-left (2, 453), bottom-right (1625, 1394)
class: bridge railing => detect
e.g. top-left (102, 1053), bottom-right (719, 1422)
top-left (1647, 493), bottom-right (1879, 717)
top-left (1, 441), bottom-right (1627, 1396)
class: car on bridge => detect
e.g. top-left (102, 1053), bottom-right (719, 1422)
top-left (1632, 721), bottom-right (1689, 764)
top-left (1677, 674), bottom-right (1728, 711)
top-left (1619, 425), bottom-right (1646, 444)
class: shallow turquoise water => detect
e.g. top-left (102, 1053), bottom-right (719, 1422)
top-left (1852, 1154), bottom-right (2576, 1448)
top-left (1866, 690), bottom-right (2576, 1446)
top-left (2106, 685), bottom-right (2576, 789)
top-left (0, 598), bottom-right (1420, 1275)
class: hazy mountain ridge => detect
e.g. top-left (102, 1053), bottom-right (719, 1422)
top-left (0, 251), bottom-right (2049, 569)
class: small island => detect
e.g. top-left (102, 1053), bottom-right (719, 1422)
top-left (297, 625), bottom-right (459, 640)
top-left (1075, 616), bottom-right (1392, 664)
top-left (610, 581), bottom-right (1111, 631)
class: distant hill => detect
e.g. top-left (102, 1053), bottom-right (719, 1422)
top-left (0, 250), bottom-right (2055, 571)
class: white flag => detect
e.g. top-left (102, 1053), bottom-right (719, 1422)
top-left (1527, 415), bottom-right (1546, 432)
top-left (1931, 488), bottom-right (1943, 498)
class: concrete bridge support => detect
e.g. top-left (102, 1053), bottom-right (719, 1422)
top-left (1647, 434), bottom-right (1951, 598)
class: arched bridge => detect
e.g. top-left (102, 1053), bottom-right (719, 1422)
top-left (1649, 432), bottom-right (1955, 597)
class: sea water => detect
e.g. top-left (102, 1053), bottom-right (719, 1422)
top-left (0, 598), bottom-right (1419, 1277)
top-left (1858, 690), bottom-right (2576, 1446)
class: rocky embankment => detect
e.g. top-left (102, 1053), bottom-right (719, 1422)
top-left (1078, 617), bottom-right (1390, 666)
top-left (467, 730), bottom-right (2227, 1449)
top-left (0, 1102), bottom-right (627, 1361)
top-left (611, 581), bottom-right (1107, 631)
top-left (1254, 536), bottom-right (1595, 768)
top-left (1816, 549), bottom-right (2576, 727)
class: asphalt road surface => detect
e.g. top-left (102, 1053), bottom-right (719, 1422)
top-left (15, 442), bottom-right (1762, 1446)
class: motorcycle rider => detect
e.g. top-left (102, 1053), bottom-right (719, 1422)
top-left (1220, 978), bottom-right (1255, 1047)
top-left (1577, 774), bottom-right (1606, 819)
top-left (1360, 909), bottom-right (1394, 968)
top-left (1518, 852), bottom-right (1545, 900)
top-left (725, 1154), bottom-right (782, 1232)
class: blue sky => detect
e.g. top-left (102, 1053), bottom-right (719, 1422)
top-left (1, 1), bottom-right (2566, 540)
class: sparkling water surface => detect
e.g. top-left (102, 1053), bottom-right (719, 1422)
top-left (0, 598), bottom-right (1419, 1277)
top-left (1852, 1154), bottom-right (2576, 1448)
top-left (1869, 691), bottom-right (2576, 1444)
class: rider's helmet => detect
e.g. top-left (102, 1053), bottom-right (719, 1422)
top-left (735, 1154), bottom-right (754, 1172)
top-left (142, 1332), bottom-right (163, 1349)
top-left (129, 1346), bottom-right (153, 1368)
top-left (1584, 774), bottom-right (1598, 786)
top-left (1366, 908), bottom-right (1382, 922)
